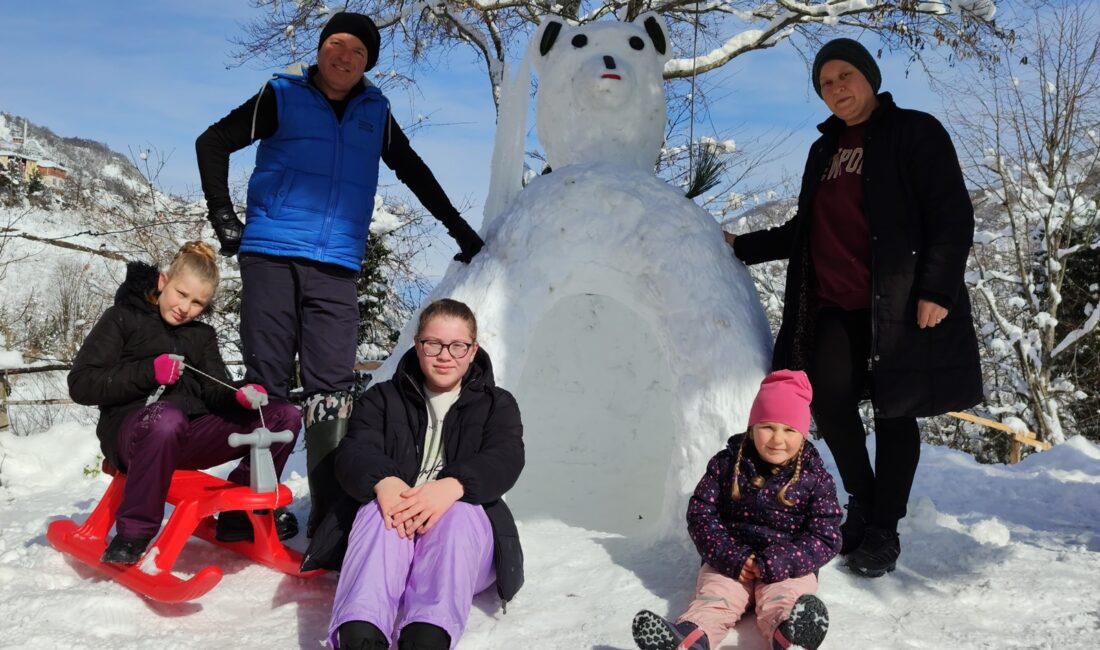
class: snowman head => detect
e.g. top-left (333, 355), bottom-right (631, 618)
top-left (533, 12), bottom-right (670, 172)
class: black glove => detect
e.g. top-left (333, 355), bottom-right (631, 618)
top-left (207, 206), bottom-right (244, 257)
top-left (449, 223), bottom-right (484, 264)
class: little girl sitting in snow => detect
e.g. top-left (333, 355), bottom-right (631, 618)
top-left (68, 241), bottom-right (301, 565)
top-left (633, 370), bottom-right (841, 650)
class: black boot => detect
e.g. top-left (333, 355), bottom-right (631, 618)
top-left (101, 535), bottom-right (152, 565)
top-left (846, 525), bottom-right (900, 577)
top-left (215, 508), bottom-right (299, 542)
top-left (304, 392), bottom-right (353, 537)
top-left (772, 594), bottom-right (829, 649)
top-left (398, 622), bottom-right (450, 650)
top-left (632, 610), bottom-right (709, 650)
top-left (339, 620), bottom-right (389, 650)
top-left (839, 496), bottom-right (868, 556)
top-left (305, 418), bottom-right (348, 536)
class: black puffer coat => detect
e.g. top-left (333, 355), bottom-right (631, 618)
top-left (733, 94), bottom-right (983, 418)
top-left (301, 346), bottom-right (526, 604)
top-left (68, 263), bottom-right (237, 467)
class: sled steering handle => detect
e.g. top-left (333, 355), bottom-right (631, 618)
top-left (228, 428), bottom-right (295, 494)
top-left (228, 429), bottom-right (294, 449)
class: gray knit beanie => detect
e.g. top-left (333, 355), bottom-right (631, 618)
top-left (812, 38), bottom-right (881, 97)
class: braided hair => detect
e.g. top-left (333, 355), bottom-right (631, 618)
top-left (167, 240), bottom-right (219, 292)
top-left (730, 429), bottom-right (805, 506)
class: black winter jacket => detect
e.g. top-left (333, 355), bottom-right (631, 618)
top-left (301, 346), bottom-right (526, 604)
top-left (68, 263), bottom-right (238, 467)
top-left (733, 94), bottom-right (983, 418)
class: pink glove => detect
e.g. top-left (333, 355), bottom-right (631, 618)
top-left (153, 354), bottom-right (184, 385)
top-left (235, 384), bottom-right (269, 410)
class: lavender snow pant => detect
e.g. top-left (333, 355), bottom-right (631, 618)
top-left (329, 501), bottom-right (496, 649)
top-left (114, 400), bottom-right (301, 539)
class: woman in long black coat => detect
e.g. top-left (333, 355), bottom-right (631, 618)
top-left (729, 39), bottom-right (982, 578)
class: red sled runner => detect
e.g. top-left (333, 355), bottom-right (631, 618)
top-left (47, 461), bottom-right (325, 603)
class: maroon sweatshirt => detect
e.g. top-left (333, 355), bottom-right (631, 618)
top-left (811, 124), bottom-right (871, 310)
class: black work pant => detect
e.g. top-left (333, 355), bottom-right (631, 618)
top-left (808, 307), bottom-right (920, 530)
top-left (239, 253), bottom-right (359, 400)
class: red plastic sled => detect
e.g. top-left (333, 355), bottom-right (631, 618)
top-left (47, 462), bottom-right (324, 603)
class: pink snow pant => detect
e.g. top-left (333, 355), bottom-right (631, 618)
top-left (329, 500), bottom-right (496, 649)
top-left (115, 400), bottom-right (300, 539)
top-left (677, 563), bottom-right (818, 649)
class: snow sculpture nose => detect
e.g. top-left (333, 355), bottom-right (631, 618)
top-left (604, 55), bottom-right (616, 70)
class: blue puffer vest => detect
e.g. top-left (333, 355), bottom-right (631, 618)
top-left (242, 72), bottom-right (388, 271)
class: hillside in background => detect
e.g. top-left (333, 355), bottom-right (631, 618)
top-left (1, 112), bottom-right (151, 198)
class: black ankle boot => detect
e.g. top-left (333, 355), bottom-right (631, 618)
top-left (846, 525), bottom-right (900, 577)
top-left (839, 496), bottom-right (868, 556)
top-left (398, 622), bottom-right (450, 650)
top-left (101, 535), bottom-right (152, 565)
top-left (216, 508), bottom-right (298, 542)
top-left (339, 620), bottom-right (388, 650)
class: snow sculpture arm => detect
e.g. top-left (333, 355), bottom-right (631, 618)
top-left (686, 451), bottom-right (755, 580)
top-left (907, 113), bottom-right (975, 309)
top-left (68, 306), bottom-right (160, 407)
top-left (438, 389), bottom-right (524, 504)
top-left (335, 386), bottom-right (404, 503)
top-left (755, 468), bottom-right (842, 583)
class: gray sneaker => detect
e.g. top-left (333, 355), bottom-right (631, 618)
top-left (632, 610), bottom-right (709, 650)
top-left (772, 594), bottom-right (829, 649)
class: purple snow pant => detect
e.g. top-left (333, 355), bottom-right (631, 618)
top-left (114, 400), bottom-right (301, 539)
top-left (329, 501), bottom-right (496, 649)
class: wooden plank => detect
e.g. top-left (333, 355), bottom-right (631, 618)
top-left (946, 411), bottom-right (1052, 451)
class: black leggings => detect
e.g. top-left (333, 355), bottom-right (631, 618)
top-left (808, 307), bottom-right (921, 530)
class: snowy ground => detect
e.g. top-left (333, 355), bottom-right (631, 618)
top-left (1, 422), bottom-right (1097, 649)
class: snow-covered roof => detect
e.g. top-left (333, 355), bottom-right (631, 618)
top-left (36, 160), bottom-right (65, 170)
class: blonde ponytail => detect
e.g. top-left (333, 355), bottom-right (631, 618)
top-left (166, 240), bottom-right (220, 296)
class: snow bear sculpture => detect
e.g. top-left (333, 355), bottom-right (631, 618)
top-left (373, 13), bottom-right (773, 537)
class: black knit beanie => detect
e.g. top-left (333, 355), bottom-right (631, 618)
top-left (318, 12), bottom-right (381, 73)
top-left (811, 38), bottom-right (881, 97)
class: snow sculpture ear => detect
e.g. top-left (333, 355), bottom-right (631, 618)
top-left (537, 18), bottom-right (565, 57)
top-left (635, 11), bottom-right (670, 62)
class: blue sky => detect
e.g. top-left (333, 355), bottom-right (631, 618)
top-left (1, 2), bottom-right (957, 273)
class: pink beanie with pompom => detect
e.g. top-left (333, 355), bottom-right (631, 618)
top-left (747, 369), bottom-right (813, 438)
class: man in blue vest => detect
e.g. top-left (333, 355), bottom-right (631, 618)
top-left (196, 11), bottom-right (484, 538)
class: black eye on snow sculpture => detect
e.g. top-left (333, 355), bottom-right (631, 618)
top-left (629, 36), bottom-right (645, 51)
top-left (572, 34), bottom-right (588, 48)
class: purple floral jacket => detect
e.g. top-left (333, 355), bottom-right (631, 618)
top-left (686, 433), bottom-right (842, 583)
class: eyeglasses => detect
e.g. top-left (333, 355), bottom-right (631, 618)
top-left (417, 339), bottom-right (474, 359)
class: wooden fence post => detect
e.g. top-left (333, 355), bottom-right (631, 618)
top-left (0, 374), bottom-right (10, 431)
top-left (1009, 439), bottom-right (1022, 464)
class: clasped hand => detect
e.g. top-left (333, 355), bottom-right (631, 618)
top-left (374, 476), bottom-right (464, 539)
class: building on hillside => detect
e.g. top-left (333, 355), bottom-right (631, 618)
top-left (33, 160), bottom-right (67, 188)
top-left (0, 149), bottom-right (67, 187)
